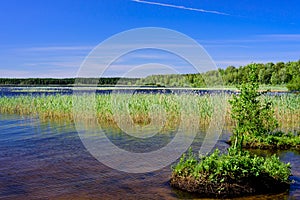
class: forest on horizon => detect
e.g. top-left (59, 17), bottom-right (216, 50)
top-left (0, 60), bottom-right (299, 91)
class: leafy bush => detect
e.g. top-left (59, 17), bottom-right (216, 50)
top-left (287, 76), bottom-right (300, 91)
top-left (229, 64), bottom-right (278, 151)
top-left (172, 148), bottom-right (291, 184)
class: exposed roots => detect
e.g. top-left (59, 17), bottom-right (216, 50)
top-left (170, 173), bottom-right (289, 198)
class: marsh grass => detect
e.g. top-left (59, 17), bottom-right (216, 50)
top-left (0, 93), bottom-right (299, 132)
top-left (270, 95), bottom-right (300, 133)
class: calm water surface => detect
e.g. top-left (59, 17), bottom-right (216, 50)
top-left (0, 114), bottom-right (300, 200)
top-left (0, 86), bottom-right (290, 97)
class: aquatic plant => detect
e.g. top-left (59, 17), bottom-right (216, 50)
top-left (171, 148), bottom-right (291, 198)
top-left (0, 93), bottom-right (299, 132)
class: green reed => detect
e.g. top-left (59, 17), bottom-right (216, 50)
top-left (0, 93), bottom-right (299, 132)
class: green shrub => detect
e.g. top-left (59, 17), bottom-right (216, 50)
top-left (172, 148), bottom-right (291, 184)
top-left (229, 64), bottom-right (278, 151)
top-left (287, 76), bottom-right (300, 91)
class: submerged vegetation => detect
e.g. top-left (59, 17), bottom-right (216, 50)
top-left (171, 64), bottom-right (293, 198)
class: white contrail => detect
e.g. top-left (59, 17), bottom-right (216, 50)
top-left (132, 0), bottom-right (230, 16)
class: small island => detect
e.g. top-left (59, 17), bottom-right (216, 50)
top-left (170, 148), bottom-right (290, 198)
top-left (171, 64), bottom-right (293, 198)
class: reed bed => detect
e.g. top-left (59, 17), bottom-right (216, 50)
top-left (0, 93), bottom-right (299, 133)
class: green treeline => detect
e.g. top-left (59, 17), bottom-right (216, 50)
top-left (1, 60), bottom-right (299, 91)
top-left (0, 78), bottom-right (75, 86)
top-left (0, 77), bottom-right (139, 86)
top-left (136, 60), bottom-right (300, 90)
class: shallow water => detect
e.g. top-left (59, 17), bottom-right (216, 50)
top-left (0, 114), bottom-right (300, 199)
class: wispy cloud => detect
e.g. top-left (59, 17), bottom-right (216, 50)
top-left (24, 61), bottom-right (81, 68)
top-left (198, 34), bottom-right (300, 46)
top-left (132, 0), bottom-right (230, 16)
top-left (258, 34), bottom-right (300, 41)
top-left (24, 46), bottom-right (93, 52)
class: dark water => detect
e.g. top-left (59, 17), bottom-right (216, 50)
top-left (0, 114), bottom-right (300, 200)
top-left (0, 87), bottom-right (291, 97)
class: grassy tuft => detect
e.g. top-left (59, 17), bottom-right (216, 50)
top-left (171, 148), bottom-right (291, 198)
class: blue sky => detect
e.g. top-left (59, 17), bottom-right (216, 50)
top-left (0, 0), bottom-right (299, 77)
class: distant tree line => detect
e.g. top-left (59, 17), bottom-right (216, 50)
top-left (0, 78), bottom-right (75, 86)
top-left (1, 60), bottom-right (299, 91)
top-left (0, 78), bottom-right (139, 86)
top-left (135, 60), bottom-right (300, 91)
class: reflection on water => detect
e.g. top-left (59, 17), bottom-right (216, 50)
top-left (0, 114), bottom-right (299, 199)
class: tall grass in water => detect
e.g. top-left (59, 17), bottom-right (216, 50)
top-left (0, 94), bottom-right (299, 132)
top-left (268, 94), bottom-right (300, 133)
top-left (0, 95), bottom-right (73, 119)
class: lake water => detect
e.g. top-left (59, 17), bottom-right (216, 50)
top-left (0, 86), bottom-right (291, 97)
top-left (1, 114), bottom-right (300, 199)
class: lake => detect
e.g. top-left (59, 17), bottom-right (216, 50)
top-left (0, 86), bottom-right (291, 97)
top-left (1, 114), bottom-right (300, 199)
